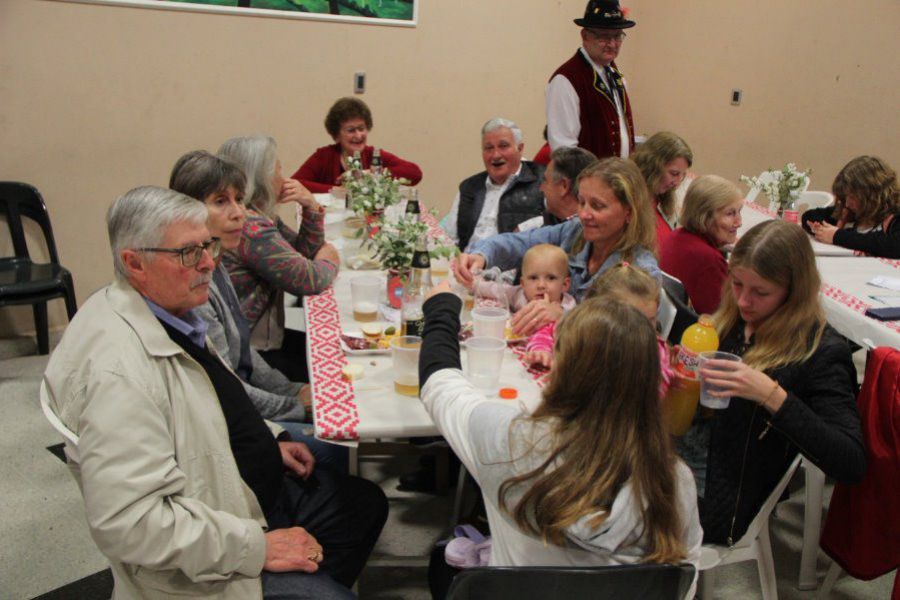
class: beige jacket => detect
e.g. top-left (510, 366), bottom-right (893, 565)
top-left (43, 279), bottom-right (271, 599)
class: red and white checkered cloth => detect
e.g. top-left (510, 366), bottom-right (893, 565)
top-left (307, 287), bottom-right (360, 441)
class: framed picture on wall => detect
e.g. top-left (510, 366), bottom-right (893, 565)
top-left (56, 0), bottom-right (418, 26)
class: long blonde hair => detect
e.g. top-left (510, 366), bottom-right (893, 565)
top-left (713, 220), bottom-right (825, 371)
top-left (631, 132), bottom-right (693, 221)
top-left (499, 300), bottom-right (685, 564)
top-left (571, 157), bottom-right (657, 260)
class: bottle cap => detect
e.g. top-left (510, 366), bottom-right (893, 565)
top-left (499, 388), bottom-right (518, 400)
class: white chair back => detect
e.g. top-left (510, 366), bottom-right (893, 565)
top-left (734, 454), bottom-right (802, 549)
top-left (657, 288), bottom-right (677, 341)
top-left (39, 380), bottom-right (80, 463)
top-left (797, 190), bottom-right (834, 217)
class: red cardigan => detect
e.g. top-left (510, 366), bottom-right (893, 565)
top-left (291, 144), bottom-right (423, 193)
top-left (659, 228), bottom-right (728, 315)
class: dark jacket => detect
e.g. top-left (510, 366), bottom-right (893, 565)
top-left (455, 161), bottom-right (545, 252)
top-left (700, 324), bottom-right (866, 544)
top-left (802, 206), bottom-right (900, 259)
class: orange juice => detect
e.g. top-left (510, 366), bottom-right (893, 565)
top-left (666, 315), bottom-right (719, 434)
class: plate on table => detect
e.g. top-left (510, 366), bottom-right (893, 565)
top-left (340, 331), bottom-right (392, 355)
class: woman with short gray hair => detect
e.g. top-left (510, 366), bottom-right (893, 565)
top-left (218, 135), bottom-right (340, 382)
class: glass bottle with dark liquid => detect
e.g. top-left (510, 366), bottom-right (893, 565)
top-left (371, 147), bottom-right (383, 176)
top-left (401, 233), bottom-right (431, 337)
top-left (405, 188), bottom-right (421, 221)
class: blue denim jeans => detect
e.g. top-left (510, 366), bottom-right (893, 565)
top-left (275, 420), bottom-right (350, 474)
top-left (262, 570), bottom-right (356, 599)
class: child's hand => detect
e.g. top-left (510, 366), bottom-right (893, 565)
top-left (425, 280), bottom-right (454, 301)
top-left (525, 349), bottom-right (553, 370)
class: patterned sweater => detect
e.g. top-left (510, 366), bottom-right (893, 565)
top-left (223, 207), bottom-right (338, 349)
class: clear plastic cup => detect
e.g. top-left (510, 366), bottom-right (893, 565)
top-left (471, 307), bottom-right (509, 340)
top-left (699, 351), bottom-right (742, 409)
top-left (351, 275), bottom-right (381, 322)
top-left (391, 336), bottom-right (421, 396)
top-left (465, 336), bottom-right (506, 394)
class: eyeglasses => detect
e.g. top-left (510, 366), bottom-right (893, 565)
top-left (136, 237), bottom-right (221, 267)
top-left (588, 30), bottom-right (626, 43)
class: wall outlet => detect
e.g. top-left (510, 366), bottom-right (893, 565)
top-left (354, 72), bottom-right (366, 94)
top-left (731, 89), bottom-right (742, 105)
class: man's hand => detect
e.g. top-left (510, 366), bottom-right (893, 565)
top-left (314, 243), bottom-right (340, 265)
top-left (279, 441), bottom-right (315, 480)
top-left (452, 254), bottom-right (486, 287)
top-left (299, 384), bottom-right (312, 413)
top-left (510, 299), bottom-right (564, 337)
top-left (264, 527), bottom-right (323, 573)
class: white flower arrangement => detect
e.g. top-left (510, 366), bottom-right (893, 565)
top-left (341, 155), bottom-right (407, 217)
top-left (367, 213), bottom-right (457, 273)
top-left (741, 163), bottom-right (811, 210)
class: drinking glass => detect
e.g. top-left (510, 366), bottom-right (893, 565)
top-left (391, 335), bottom-right (422, 396)
top-left (465, 336), bottom-right (506, 394)
top-left (699, 351), bottom-right (742, 409)
top-left (350, 275), bottom-right (381, 322)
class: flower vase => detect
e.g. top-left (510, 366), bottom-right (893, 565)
top-left (777, 204), bottom-right (799, 224)
top-left (387, 268), bottom-right (407, 309)
top-left (365, 210), bottom-right (384, 238)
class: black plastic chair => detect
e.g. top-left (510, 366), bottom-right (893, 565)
top-left (446, 564), bottom-right (696, 600)
top-left (660, 272), bottom-right (697, 346)
top-left (0, 182), bottom-right (76, 354)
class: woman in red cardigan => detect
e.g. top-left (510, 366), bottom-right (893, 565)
top-left (659, 175), bottom-right (743, 315)
top-left (291, 97), bottom-right (423, 193)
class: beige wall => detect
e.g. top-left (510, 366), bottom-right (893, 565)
top-left (0, 0), bottom-right (584, 337)
top-left (626, 0), bottom-right (899, 186)
top-left (1, 0), bottom-right (898, 338)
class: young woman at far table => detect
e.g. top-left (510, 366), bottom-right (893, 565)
top-left (292, 97), bottom-right (423, 193)
top-left (803, 155), bottom-right (900, 258)
top-left (420, 283), bottom-right (702, 593)
top-left (680, 220), bottom-right (866, 545)
top-left (631, 131), bottom-right (693, 250)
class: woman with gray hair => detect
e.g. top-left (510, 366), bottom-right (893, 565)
top-left (170, 150), bottom-right (346, 470)
top-left (218, 135), bottom-right (340, 382)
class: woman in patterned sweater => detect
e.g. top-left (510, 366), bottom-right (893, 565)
top-left (219, 135), bottom-right (340, 382)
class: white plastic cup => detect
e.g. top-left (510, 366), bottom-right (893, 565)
top-left (466, 336), bottom-right (506, 394)
top-left (471, 307), bottom-right (509, 340)
top-left (351, 275), bottom-right (381, 322)
top-left (391, 336), bottom-right (422, 396)
top-left (699, 351), bottom-right (742, 409)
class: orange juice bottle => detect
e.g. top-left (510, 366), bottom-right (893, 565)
top-left (664, 315), bottom-right (719, 435)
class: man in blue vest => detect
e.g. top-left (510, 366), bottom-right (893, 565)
top-left (442, 117), bottom-right (546, 252)
top-left (546, 0), bottom-right (636, 159)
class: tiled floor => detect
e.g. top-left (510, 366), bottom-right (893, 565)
top-left (0, 334), bottom-right (894, 599)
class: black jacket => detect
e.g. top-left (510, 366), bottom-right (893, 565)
top-left (802, 207), bottom-right (900, 258)
top-left (455, 161), bottom-right (545, 251)
top-left (700, 324), bottom-right (866, 544)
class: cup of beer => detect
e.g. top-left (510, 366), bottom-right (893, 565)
top-left (351, 275), bottom-right (381, 322)
top-left (391, 335), bottom-right (422, 396)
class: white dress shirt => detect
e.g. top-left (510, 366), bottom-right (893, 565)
top-left (443, 165), bottom-right (523, 252)
top-left (546, 46), bottom-right (630, 158)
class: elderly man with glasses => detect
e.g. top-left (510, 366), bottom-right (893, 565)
top-left (42, 186), bottom-right (386, 599)
top-left (546, 0), bottom-right (636, 160)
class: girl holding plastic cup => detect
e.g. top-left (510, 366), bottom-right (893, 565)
top-left (682, 220), bottom-right (865, 545)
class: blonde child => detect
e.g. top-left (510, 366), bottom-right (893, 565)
top-left (586, 262), bottom-right (674, 397)
top-left (518, 244), bottom-right (576, 369)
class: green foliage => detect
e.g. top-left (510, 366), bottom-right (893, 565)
top-left (366, 210), bottom-right (457, 271)
top-left (341, 156), bottom-right (406, 216)
top-left (741, 163), bottom-right (811, 209)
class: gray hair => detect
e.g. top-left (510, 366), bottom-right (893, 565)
top-left (550, 147), bottom-right (598, 196)
top-left (481, 117), bottom-right (523, 145)
top-left (107, 186), bottom-right (208, 279)
top-left (218, 135), bottom-right (278, 216)
top-left (169, 150), bottom-right (247, 202)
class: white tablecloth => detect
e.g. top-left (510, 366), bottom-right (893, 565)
top-left (305, 206), bottom-right (543, 441)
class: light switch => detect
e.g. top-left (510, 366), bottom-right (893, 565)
top-left (354, 72), bottom-right (366, 94)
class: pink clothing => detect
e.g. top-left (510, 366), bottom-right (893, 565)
top-left (525, 321), bottom-right (556, 355)
top-left (658, 336), bottom-right (674, 398)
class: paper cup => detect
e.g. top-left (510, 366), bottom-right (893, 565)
top-left (699, 351), bottom-right (742, 409)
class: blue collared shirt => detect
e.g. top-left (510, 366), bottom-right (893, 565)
top-left (144, 298), bottom-right (209, 349)
top-left (469, 218), bottom-right (660, 301)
